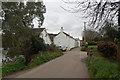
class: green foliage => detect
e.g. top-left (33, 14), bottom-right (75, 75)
top-left (2, 2), bottom-right (46, 29)
top-left (86, 57), bottom-right (120, 78)
top-left (114, 38), bottom-right (120, 46)
top-left (12, 35), bottom-right (48, 65)
top-left (0, 67), bottom-right (2, 77)
top-left (97, 41), bottom-right (117, 58)
top-left (2, 57), bottom-right (26, 77)
top-left (101, 23), bottom-right (120, 41)
top-left (49, 44), bottom-right (60, 51)
top-left (81, 45), bottom-right (97, 52)
top-left (2, 1), bottom-right (46, 65)
top-left (88, 41), bottom-right (98, 45)
top-left (88, 45), bottom-right (97, 49)
top-left (87, 48), bottom-right (100, 57)
top-left (83, 29), bottom-right (102, 42)
top-left (84, 42), bottom-right (88, 48)
top-left (7, 47), bottom-right (20, 58)
top-left (81, 46), bottom-right (87, 51)
top-left (86, 48), bottom-right (120, 78)
top-left (31, 35), bottom-right (47, 51)
top-left (16, 57), bottom-right (26, 64)
top-left (29, 51), bottom-right (63, 67)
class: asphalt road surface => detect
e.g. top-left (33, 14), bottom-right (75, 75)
top-left (6, 48), bottom-right (89, 78)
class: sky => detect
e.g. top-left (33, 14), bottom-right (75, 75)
top-left (35, 0), bottom-right (88, 40)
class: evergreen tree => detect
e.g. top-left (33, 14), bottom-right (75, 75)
top-left (2, 1), bottom-right (46, 65)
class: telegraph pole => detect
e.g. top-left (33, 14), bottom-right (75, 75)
top-left (84, 22), bottom-right (86, 42)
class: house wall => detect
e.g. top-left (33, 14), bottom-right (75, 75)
top-left (68, 38), bottom-right (76, 50)
top-left (78, 40), bottom-right (80, 47)
top-left (54, 32), bottom-right (76, 50)
top-left (54, 32), bottom-right (68, 48)
top-left (40, 29), bottom-right (52, 45)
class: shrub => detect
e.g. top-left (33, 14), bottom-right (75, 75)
top-left (88, 41), bottom-right (98, 45)
top-left (81, 46), bottom-right (86, 51)
top-left (85, 42), bottom-right (88, 48)
top-left (31, 35), bottom-right (48, 51)
top-left (117, 46), bottom-right (120, 62)
top-left (2, 57), bottom-right (26, 76)
top-left (7, 47), bottom-right (20, 58)
top-left (16, 56), bottom-right (26, 64)
top-left (97, 41), bottom-right (117, 58)
top-left (86, 57), bottom-right (120, 78)
top-left (49, 44), bottom-right (60, 51)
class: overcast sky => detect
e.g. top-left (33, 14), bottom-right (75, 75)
top-left (34, 0), bottom-right (89, 40)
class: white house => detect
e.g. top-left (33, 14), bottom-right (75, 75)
top-left (75, 38), bottom-right (81, 47)
top-left (48, 33), bottom-right (57, 44)
top-left (54, 27), bottom-right (78, 50)
top-left (33, 28), bottom-right (52, 45)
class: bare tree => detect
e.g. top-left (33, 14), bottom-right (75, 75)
top-left (100, 21), bottom-right (120, 41)
top-left (62, 0), bottom-right (120, 31)
top-left (83, 29), bottom-right (101, 42)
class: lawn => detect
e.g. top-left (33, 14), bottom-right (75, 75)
top-left (81, 45), bottom-right (97, 51)
top-left (88, 45), bottom-right (97, 48)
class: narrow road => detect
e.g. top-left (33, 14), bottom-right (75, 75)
top-left (6, 48), bottom-right (89, 78)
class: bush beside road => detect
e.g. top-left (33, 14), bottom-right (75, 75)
top-left (81, 43), bottom-right (120, 78)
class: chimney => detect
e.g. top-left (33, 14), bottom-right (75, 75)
top-left (60, 27), bottom-right (64, 33)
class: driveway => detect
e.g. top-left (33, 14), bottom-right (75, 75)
top-left (6, 48), bottom-right (89, 78)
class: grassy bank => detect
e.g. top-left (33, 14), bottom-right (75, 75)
top-left (0, 67), bottom-right (1, 78)
top-left (85, 46), bottom-right (120, 78)
top-left (86, 57), bottom-right (120, 78)
top-left (81, 45), bottom-right (97, 51)
top-left (2, 51), bottom-right (63, 77)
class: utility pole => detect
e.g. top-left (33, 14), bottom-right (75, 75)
top-left (84, 22), bottom-right (86, 42)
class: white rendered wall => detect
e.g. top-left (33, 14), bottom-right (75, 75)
top-left (54, 32), bottom-right (76, 50)
top-left (77, 40), bottom-right (80, 47)
top-left (40, 30), bottom-right (52, 45)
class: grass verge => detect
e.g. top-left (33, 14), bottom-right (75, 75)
top-left (88, 45), bottom-right (97, 48)
top-left (81, 45), bottom-right (97, 51)
top-left (0, 67), bottom-right (1, 78)
top-left (86, 47), bottom-right (120, 78)
top-left (2, 51), bottom-right (63, 77)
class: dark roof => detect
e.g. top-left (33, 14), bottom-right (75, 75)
top-left (33, 28), bottom-right (45, 35)
top-left (48, 33), bottom-right (57, 42)
top-left (63, 32), bottom-right (75, 40)
top-left (75, 38), bottom-right (80, 41)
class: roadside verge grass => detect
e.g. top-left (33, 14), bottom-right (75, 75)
top-left (86, 57), bottom-right (120, 78)
top-left (2, 51), bottom-right (63, 77)
top-left (0, 67), bottom-right (1, 78)
top-left (81, 45), bottom-right (97, 51)
top-left (85, 47), bottom-right (120, 78)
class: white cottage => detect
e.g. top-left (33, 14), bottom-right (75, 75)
top-left (75, 38), bottom-right (81, 47)
top-left (33, 28), bottom-right (52, 45)
top-left (48, 33), bottom-right (57, 44)
top-left (54, 27), bottom-right (77, 50)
